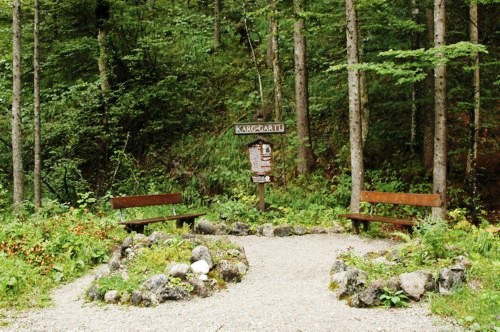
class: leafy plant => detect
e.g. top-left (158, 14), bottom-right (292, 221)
top-left (380, 287), bottom-right (409, 308)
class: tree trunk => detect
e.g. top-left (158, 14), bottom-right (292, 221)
top-left (358, 32), bottom-right (369, 148)
top-left (467, 1), bottom-right (480, 225)
top-left (410, 0), bottom-right (418, 152)
top-left (34, 0), bottom-right (42, 210)
top-left (423, 5), bottom-right (434, 171)
top-left (269, 0), bottom-right (283, 122)
top-left (12, 0), bottom-right (24, 211)
top-left (346, 0), bottom-right (364, 213)
top-left (214, 0), bottom-right (221, 50)
top-left (294, 0), bottom-right (315, 174)
top-left (432, 0), bottom-right (447, 220)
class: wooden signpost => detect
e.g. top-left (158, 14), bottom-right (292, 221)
top-left (234, 122), bottom-right (285, 211)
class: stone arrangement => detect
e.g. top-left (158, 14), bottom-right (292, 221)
top-left (86, 231), bottom-right (249, 306)
top-left (195, 219), bottom-right (345, 236)
top-left (330, 252), bottom-right (471, 308)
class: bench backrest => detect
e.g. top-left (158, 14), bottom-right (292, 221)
top-left (360, 191), bottom-right (442, 207)
top-left (111, 193), bottom-right (183, 209)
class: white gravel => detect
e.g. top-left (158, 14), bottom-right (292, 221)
top-left (1, 234), bottom-right (458, 332)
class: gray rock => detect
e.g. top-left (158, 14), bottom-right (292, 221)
top-left (191, 246), bottom-right (213, 269)
top-left (399, 270), bottom-right (435, 300)
top-left (157, 287), bottom-right (190, 302)
top-left (261, 223), bottom-right (274, 237)
top-left (86, 285), bottom-right (100, 301)
top-left (121, 237), bottom-right (133, 256)
top-left (330, 260), bottom-right (347, 274)
top-left (309, 226), bottom-right (327, 234)
top-left (196, 219), bottom-right (216, 235)
top-left (336, 267), bottom-right (368, 299)
top-left (131, 290), bottom-right (142, 306)
top-left (191, 260), bottom-right (210, 275)
top-left (293, 225), bottom-right (308, 236)
top-left (356, 279), bottom-right (386, 307)
top-left (108, 249), bottom-right (122, 272)
top-left (452, 255), bottom-right (471, 270)
top-left (167, 263), bottom-right (191, 279)
top-left (230, 222), bottom-right (250, 236)
top-left (386, 276), bottom-right (401, 292)
top-left (438, 267), bottom-right (465, 295)
top-left (188, 277), bottom-right (211, 298)
top-left (141, 291), bottom-right (159, 307)
top-left (120, 292), bottom-right (130, 304)
top-left (104, 290), bottom-right (120, 304)
top-left (214, 223), bottom-right (228, 235)
top-left (143, 274), bottom-right (168, 293)
top-left (236, 261), bottom-right (248, 275)
top-left (133, 233), bottom-right (149, 246)
top-left (274, 225), bottom-right (293, 237)
top-left (328, 225), bottom-right (345, 234)
top-left (218, 260), bottom-right (243, 282)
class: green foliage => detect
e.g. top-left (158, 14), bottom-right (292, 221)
top-left (0, 209), bottom-right (123, 309)
top-left (380, 287), bottom-right (409, 308)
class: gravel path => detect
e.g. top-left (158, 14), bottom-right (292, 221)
top-left (1, 234), bottom-right (457, 332)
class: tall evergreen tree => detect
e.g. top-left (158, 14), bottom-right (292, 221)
top-left (432, 0), bottom-right (447, 219)
top-left (12, 0), bottom-right (24, 211)
top-left (346, 0), bottom-right (364, 213)
top-left (294, 0), bottom-right (315, 174)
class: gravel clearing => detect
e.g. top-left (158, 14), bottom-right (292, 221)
top-left (1, 234), bottom-right (458, 332)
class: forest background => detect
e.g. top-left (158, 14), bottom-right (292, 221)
top-left (0, 0), bottom-right (498, 222)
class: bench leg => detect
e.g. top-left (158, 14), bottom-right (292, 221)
top-left (126, 224), bottom-right (144, 234)
top-left (362, 221), bottom-right (370, 232)
top-left (352, 220), bottom-right (361, 234)
top-left (176, 218), bottom-right (195, 231)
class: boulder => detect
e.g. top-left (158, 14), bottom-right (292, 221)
top-left (104, 290), bottom-right (120, 304)
top-left (336, 267), bottom-right (368, 299)
top-left (330, 260), bottom-right (347, 274)
top-left (191, 245), bottom-right (213, 269)
top-left (188, 277), bottom-right (212, 298)
top-left (143, 274), bottom-right (168, 293)
top-left (261, 223), bottom-right (274, 237)
top-left (108, 249), bottom-right (122, 272)
top-left (309, 226), bottom-right (327, 234)
top-left (120, 292), bottom-right (130, 304)
top-left (86, 285), bottom-right (100, 301)
top-left (141, 291), bottom-right (159, 307)
top-left (355, 279), bottom-right (385, 307)
top-left (214, 223), bottom-right (228, 235)
top-left (196, 219), bottom-right (216, 235)
top-left (131, 290), bottom-right (143, 306)
top-left (218, 260), bottom-right (243, 282)
top-left (230, 222), bottom-right (250, 236)
top-left (274, 225), bottom-right (292, 237)
top-left (399, 270), bottom-right (435, 300)
top-left (438, 267), bottom-right (465, 295)
top-left (167, 263), bottom-right (191, 279)
top-left (157, 287), bottom-right (190, 302)
top-left (293, 225), bottom-right (308, 236)
top-left (120, 237), bottom-right (133, 257)
top-left (191, 260), bottom-right (210, 275)
top-left (148, 231), bottom-right (171, 245)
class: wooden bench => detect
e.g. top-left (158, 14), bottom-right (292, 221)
top-left (111, 193), bottom-right (205, 233)
top-left (339, 191), bottom-right (442, 234)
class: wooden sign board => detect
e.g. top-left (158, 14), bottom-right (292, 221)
top-left (248, 138), bottom-right (273, 175)
top-left (251, 175), bottom-right (273, 183)
top-left (234, 122), bottom-right (285, 135)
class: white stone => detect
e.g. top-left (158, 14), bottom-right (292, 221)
top-left (191, 260), bottom-right (210, 274)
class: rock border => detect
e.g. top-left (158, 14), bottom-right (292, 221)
top-left (86, 231), bottom-right (249, 307)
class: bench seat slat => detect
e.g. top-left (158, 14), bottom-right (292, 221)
top-left (339, 213), bottom-right (415, 226)
top-left (119, 213), bottom-right (206, 226)
top-left (360, 191), bottom-right (442, 207)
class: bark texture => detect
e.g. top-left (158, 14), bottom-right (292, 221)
top-left (269, 0), bottom-right (283, 122)
top-left (34, 0), bottom-right (42, 209)
top-left (346, 0), bottom-right (364, 213)
top-left (12, 0), bottom-right (24, 210)
top-left (294, 0), bottom-right (315, 174)
top-left (432, 0), bottom-right (447, 219)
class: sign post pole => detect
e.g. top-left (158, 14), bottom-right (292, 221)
top-left (258, 183), bottom-right (265, 211)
